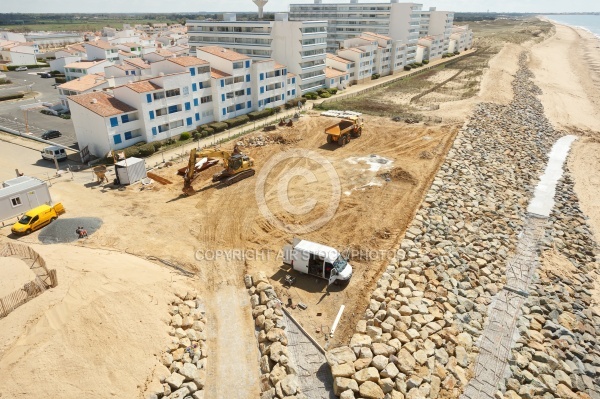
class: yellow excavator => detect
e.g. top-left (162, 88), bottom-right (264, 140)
top-left (182, 146), bottom-right (255, 195)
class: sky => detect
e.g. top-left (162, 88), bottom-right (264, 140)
top-left (3, 0), bottom-right (599, 14)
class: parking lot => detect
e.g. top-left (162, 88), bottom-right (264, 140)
top-left (0, 69), bottom-right (78, 149)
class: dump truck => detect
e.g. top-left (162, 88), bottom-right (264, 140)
top-left (324, 116), bottom-right (363, 146)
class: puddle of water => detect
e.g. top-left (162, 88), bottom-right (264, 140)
top-left (527, 135), bottom-right (577, 217)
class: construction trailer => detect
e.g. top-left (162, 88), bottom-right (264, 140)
top-left (114, 157), bottom-right (147, 185)
top-left (0, 176), bottom-right (52, 222)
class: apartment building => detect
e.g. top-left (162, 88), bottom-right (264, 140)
top-left (449, 25), bottom-right (473, 53)
top-left (326, 53), bottom-right (354, 81)
top-left (419, 7), bottom-right (454, 56)
top-left (64, 59), bottom-right (111, 81)
top-left (84, 41), bottom-right (120, 63)
top-left (289, 0), bottom-right (422, 64)
top-left (325, 66), bottom-right (350, 89)
top-left (58, 74), bottom-right (108, 108)
top-left (68, 48), bottom-right (298, 157)
top-left (187, 13), bottom-right (328, 94)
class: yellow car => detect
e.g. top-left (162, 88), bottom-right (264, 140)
top-left (11, 203), bottom-right (65, 235)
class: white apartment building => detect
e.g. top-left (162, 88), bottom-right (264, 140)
top-left (84, 41), bottom-right (119, 63)
top-left (326, 53), bottom-right (354, 82)
top-left (58, 74), bottom-right (108, 108)
top-left (289, 0), bottom-right (422, 65)
top-left (338, 44), bottom-right (376, 84)
top-left (417, 35), bottom-right (444, 60)
top-left (419, 7), bottom-right (454, 56)
top-left (325, 66), bottom-right (350, 89)
top-left (449, 25), bottom-right (473, 53)
top-left (68, 48), bottom-right (299, 157)
top-left (187, 13), bottom-right (328, 94)
top-left (64, 59), bottom-right (112, 81)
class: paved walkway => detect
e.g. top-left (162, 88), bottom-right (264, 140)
top-left (282, 311), bottom-right (335, 399)
top-left (461, 215), bottom-right (547, 399)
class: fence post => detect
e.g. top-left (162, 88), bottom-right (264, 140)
top-left (0, 298), bottom-right (7, 318)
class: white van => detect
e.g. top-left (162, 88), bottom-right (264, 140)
top-left (41, 146), bottom-right (67, 161)
top-left (283, 238), bottom-right (353, 285)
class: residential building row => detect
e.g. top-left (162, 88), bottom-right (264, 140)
top-left (67, 48), bottom-right (300, 158)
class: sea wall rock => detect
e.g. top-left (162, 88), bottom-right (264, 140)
top-left (143, 289), bottom-right (208, 399)
top-left (325, 51), bottom-right (599, 399)
top-left (246, 271), bottom-right (305, 399)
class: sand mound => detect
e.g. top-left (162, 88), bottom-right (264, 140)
top-left (0, 257), bottom-right (36, 298)
top-left (380, 167), bottom-right (418, 185)
top-left (0, 242), bottom-right (194, 399)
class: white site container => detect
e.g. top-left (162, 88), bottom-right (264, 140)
top-left (115, 157), bottom-right (147, 185)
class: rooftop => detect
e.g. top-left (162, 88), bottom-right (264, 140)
top-left (86, 40), bottom-right (114, 50)
top-left (64, 60), bottom-right (108, 69)
top-left (68, 92), bottom-right (136, 117)
top-left (58, 74), bottom-right (107, 92)
top-left (362, 31), bottom-right (392, 40)
top-left (168, 56), bottom-right (209, 67)
top-left (325, 67), bottom-right (347, 78)
top-left (210, 68), bottom-right (231, 79)
top-left (124, 80), bottom-right (163, 93)
top-left (124, 58), bottom-right (151, 69)
top-left (197, 46), bottom-right (250, 62)
top-left (327, 53), bottom-right (353, 64)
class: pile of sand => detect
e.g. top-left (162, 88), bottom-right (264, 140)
top-left (0, 242), bottom-right (194, 398)
top-left (0, 257), bottom-right (36, 298)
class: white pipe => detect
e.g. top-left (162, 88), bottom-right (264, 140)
top-left (330, 304), bottom-right (345, 338)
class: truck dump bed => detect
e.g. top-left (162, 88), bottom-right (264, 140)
top-left (325, 119), bottom-right (355, 136)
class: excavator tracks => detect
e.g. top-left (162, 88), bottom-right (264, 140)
top-left (222, 169), bottom-right (256, 186)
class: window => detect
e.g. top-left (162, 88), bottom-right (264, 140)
top-left (195, 113), bottom-right (200, 121)
top-left (221, 94), bottom-right (226, 102)
top-left (234, 76), bottom-right (244, 84)
top-left (198, 66), bottom-right (210, 74)
top-left (168, 105), bottom-right (180, 114)
top-left (153, 92), bottom-right (165, 100)
top-left (10, 197), bottom-right (22, 207)
top-left (292, 77), bottom-right (295, 84)
top-left (199, 80), bottom-right (211, 89)
top-left (201, 95), bottom-right (212, 104)
top-left (156, 108), bottom-right (167, 117)
top-left (246, 88), bottom-right (251, 96)
top-left (146, 94), bottom-right (152, 103)
top-left (245, 74), bottom-right (250, 82)
top-left (258, 100), bottom-right (263, 107)
top-left (121, 114), bottom-right (129, 123)
top-left (260, 73), bottom-right (264, 81)
top-left (245, 60), bottom-right (250, 68)
top-left (186, 117), bottom-right (193, 126)
top-left (124, 131), bottom-right (132, 140)
top-left (182, 86), bottom-right (189, 95)
top-left (190, 67), bottom-right (196, 76)
top-left (166, 88), bottom-right (180, 98)
top-left (170, 120), bottom-right (184, 129)
top-left (113, 134), bottom-right (122, 144)
top-left (192, 83), bottom-right (197, 92)
top-left (152, 127), bottom-right (157, 136)
top-left (220, 80), bottom-right (225, 88)
top-left (233, 61), bottom-right (244, 69)
top-left (110, 117), bottom-right (118, 127)
top-left (222, 108), bottom-right (226, 116)
top-left (158, 123), bottom-right (169, 133)
top-left (247, 101), bottom-right (251, 109)
top-left (193, 98), bottom-right (199, 106)
top-left (185, 102), bottom-right (191, 111)
top-left (260, 86), bottom-right (264, 94)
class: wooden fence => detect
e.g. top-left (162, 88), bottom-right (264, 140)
top-left (0, 243), bottom-right (57, 319)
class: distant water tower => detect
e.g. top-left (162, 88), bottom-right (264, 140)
top-left (253, 0), bottom-right (269, 19)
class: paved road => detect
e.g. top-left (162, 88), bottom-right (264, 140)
top-left (0, 69), bottom-right (78, 149)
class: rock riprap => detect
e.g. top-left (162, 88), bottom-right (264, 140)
top-left (143, 288), bottom-right (208, 399)
top-left (325, 51), bottom-right (599, 399)
top-left (246, 272), bottom-right (306, 399)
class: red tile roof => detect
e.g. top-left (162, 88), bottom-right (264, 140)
top-left (69, 92), bottom-right (135, 117)
top-left (197, 46), bottom-right (249, 62)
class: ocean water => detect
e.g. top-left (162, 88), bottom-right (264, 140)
top-left (544, 14), bottom-right (600, 38)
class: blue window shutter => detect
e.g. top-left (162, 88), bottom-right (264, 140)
top-left (246, 88), bottom-right (251, 96)
top-left (110, 117), bottom-right (118, 127)
top-left (258, 100), bottom-right (262, 107)
top-left (185, 102), bottom-right (191, 111)
top-left (113, 134), bottom-right (122, 144)
top-left (260, 73), bottom-right (264, 81)
top-left (121, 114), bottom-right (129, 123)
top-left (124, 131), bottom-right (132, 140)
top-left (194, 98), bottom-right (199, 106)
top-left (220, 80), bottom-right (224, 88)
top-left (283, 68), bottom-right (287, 75)
top-left (146, 94), bottom-right (152, 103)
top-left (221, 94), bottom-right (225, 102)
top-left (260, 86), bottom-right (264, 94)
top-left (152, 127), bottom-right (157, 136)
top-left (245, 60), bottom-right (250, 68)
top-left (292, 89), bottom-right (295, 96)
top-left (282, 95), bottom-right (285, 101)
top-left (199, 82), bottom-right (203, 89)
top-left (195, 113), bottom-right (200, 121)
top-left (331, 79), bottom-right (334, 85)
top-left (190, 68), bottom-right (196, 76)
top-left (222, 108), bottom-right (226, 116)
top-left (192, 83), bottom-right (197, 92)
top-left (186, 117), bottom-right (192, 126)
top-left (149, 111), bottom-right (155, 120)
top-left (245, 74), bottom-right (250, 82)
top-left (247, 101), bottom-right (251, 109)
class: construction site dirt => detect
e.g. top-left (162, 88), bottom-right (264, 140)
top-left (47, 114), bottom-right (458, 349)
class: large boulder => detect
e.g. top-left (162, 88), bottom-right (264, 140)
top-left (326, 346), bottom-right (357, 366)
top-left (165, 372), bottom-right (185, 390)
top-left (359, 381), bottom-right (385, 399)
top-left (354, 367), bottom-right (379, 383)
top-left (334, 377), bottom-right (359, 396)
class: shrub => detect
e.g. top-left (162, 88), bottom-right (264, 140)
top-left (328, 88), bottom-right (338, 95)
top-left (0, 78), bottom-right (11, 85)
top-left (371, 73), bottom-right (380, 80)
top-left (123, 146), bottom-right (141, 158)
top-left (404, 65), bottom-right (412, 71)
top-left (414, 62), bottom-right (423, 67)
top-left (0, 93), bottom-right (25, 102)
top-left (453, 51), bottom-right (460, 55)
top-left (423, 59), bottom-right (430, 64)
top-left (209, 122), bottom-right (228, 133)
top-left (285, 98), bottom-right (305, 109)
top-left (152, 141), bottom-right (163, 150)
top-left (40, 109), bottom-right (56, 115)
top-left (225, 114), bottom-right (250, 129)
top-left (272, 105), bottom-right (281, 113)
top-left (59, 114), bottom-right (71, 119)
top-left (248, 109), bottom-right (273, 121)
top-left (319, 92), bottom-right (331, 98)
top-left (54, 77), bottom-right (66, 84)
top-left (138, 143), bottom-right (156, 157)
top-left (50, 70), bottom-right (61, 76)
top-left (179, 132), bottom-right (191, 141)
top-left (203, 127), bottom-right (215, 136)
top-left (192, 131), bottom-right (202, 141)
top-left (303, 91), bottom-right (318, 100)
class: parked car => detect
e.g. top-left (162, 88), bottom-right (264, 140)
top-left (40, 72), bottom-right (52, 78)
top-left (41, 146), bottom-right (67, 162)
top-left (41, 130), bottom-right (62, 140)
top-left (15, 66), bottom-right (28, 71)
